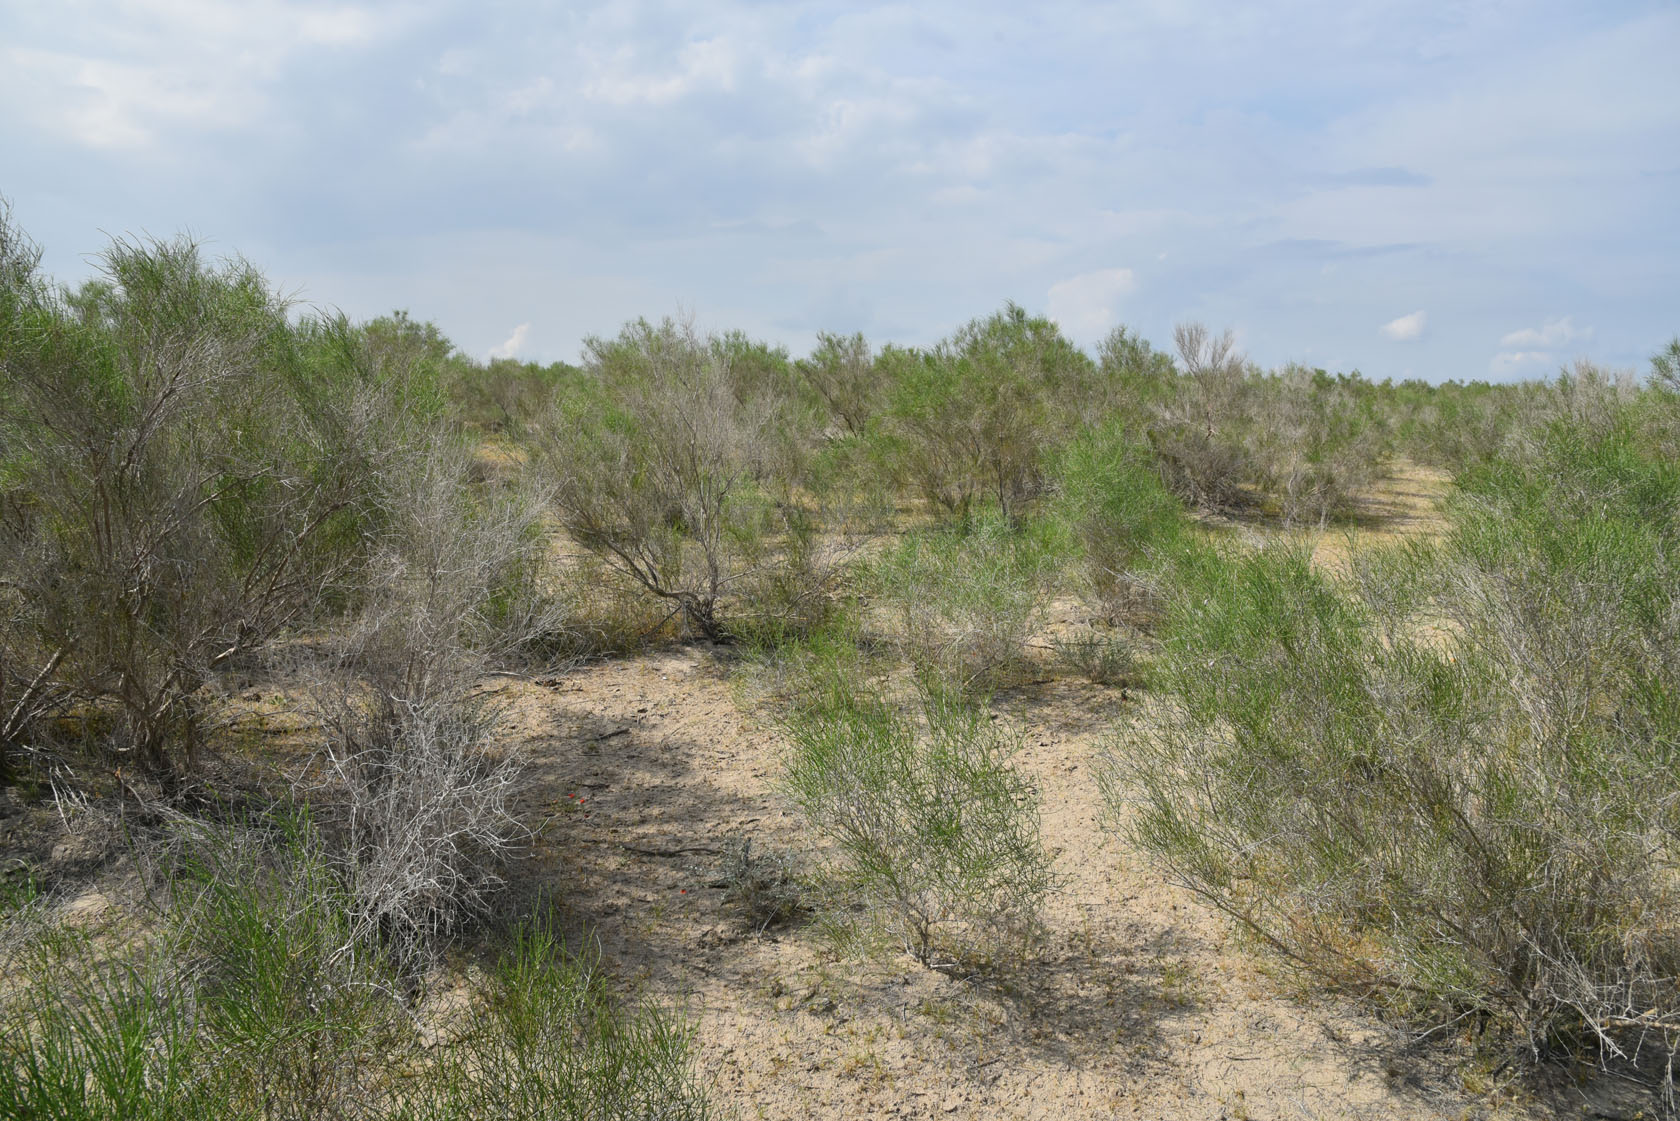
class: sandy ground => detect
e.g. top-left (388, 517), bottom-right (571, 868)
top-left (467, 463), bottom-right (1565, 1120)
top-left (7, 460), bottom-right (1649, 1119)
top-left (487, 641), bottom-right (1545, 1121)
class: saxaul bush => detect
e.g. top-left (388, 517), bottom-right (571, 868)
top-left (1141, 324), bottom-right (1392, 525)
top-left (783, 664), bottom-right (1057, 970)
top-left (866, 511), bottom-right (1065, 696)
top-left (0, 207), bottom-right (560, 947)
top-left (1105, 400), bottom-right (1680, 1076)
top-left (1249, 364), bottom-right (1391, 527)
top-left (881, 304), bottom-right (1095, 521)
top-left (1047, 420), bottom-right (1188, 623)
top-left (0, 212), bottom-right (444, 777)
top-left (299, 444), bottom-right (562, 962)
top-left (796, 330), bottom-right (879, 438)
top-left (539, 316), bottom-right (856, 643)
top-left (0, 817), bottom-right (712, 1121)
top-left (1144, 322), bottom-right (1255, 512)
top-left (1645, 337), bottom-right (1680, 458)
top-left (449, 355), bottom-right (583, 438)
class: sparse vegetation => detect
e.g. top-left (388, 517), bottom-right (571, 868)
top-left (866, 511), bottom-right (1064, 695)
top-left (782, 661), bottom-right (1058, 970)
top-left (1048, 419), bottom-right (1188, 621)
top-left (0, 819), bottom-right (710, 1120)
top-left (716, 835), bottom-right (808, 933)
top-left (1105, 392), bottom-right (1680, 1073)
top-left (4, 201), bottom-right (1676, 1113)
top-left (535, 316), bottom-right (851, 644)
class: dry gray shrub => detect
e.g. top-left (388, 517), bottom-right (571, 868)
top-left (315, 699), bottom-right (521, 961)
top-left (1146, 322), bottom-right (1255, 511)
top-left (1143, 326), bottom-right (1391, 525)
top-left (716, 836), bottom-right (807, 933)
top-left (298, 446), bottom-right (559, 959)
top-left (1252, 363), bottom-right (1389, 528)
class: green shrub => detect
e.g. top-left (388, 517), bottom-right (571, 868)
top-left (0, 816), bottom-right (712, 1120)
top-left (1106, 422), bottom-right (1680, 1068)
top-left (1090, 325), bottom-right (1178, 428)
top-left (0, 818), bottom-right (407, 1121)
top-left (867, 512), bottom-right (1064, 694)
top-left (881, 304), bottom-right (1094, 520)
top-left (417, 922), bottom-right (712, 1121)
top-left (1249, 364), bottom-right (1390, 527)
top-left (449, 355), bottom-right (581, 437)
top-left (1389, 378), bottom-right (1535, 472)
top-left (795, 331), bottom-right (879, 438)
top-left (1049, 421), bottom-right (1186, 620)
top-left (177, 820), bottom-right (414, 1119)
top-left (1048, 632), bottom-right (1134, 685)
top-left (538, 317), bottom-right (844, 642)
top-left (783, 666), bottom-right (1057, 969)
top-left (0, 215), bottom-right (451, 775)
top-left (0, 932), bottom-right (211, 1120)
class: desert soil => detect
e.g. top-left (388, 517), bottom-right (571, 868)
top-left (477, 462), bottom-right (1566, 1120)
top-left (8, 461), bottom-right (1644, 1119)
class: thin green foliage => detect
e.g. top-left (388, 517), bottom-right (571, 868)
top-left (1106, 414), bottom-right (1680, 1071)
top-left (413, 923), bottom-right (711, 1121)
top-left (783, 659), bottom-right (1058, 970)
top-left (868, 511), bottom-right (1065, 694)
top-left (538, 316), bottom-right (851, 642)
top-left (0, 215), bottom-right (456, 774)
top-left (0, 815), bottom-right (711, 1120)
top-left (1049, 421), bottom-right (1186, 621)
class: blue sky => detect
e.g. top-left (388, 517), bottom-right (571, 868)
top-left (2, 1), bottom-right (1676, 380)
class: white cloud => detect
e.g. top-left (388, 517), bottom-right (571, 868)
top-left (1, 47), bottom-right (243, 148)
top-left (1500, 316), bottom-right (1590, 348)
top-left (1046, 268), bottom-right (1137, 340)
top-left (930, 184), bottom-right (985, 206)
top-left (296, 7), bottom-right (379, 47)
top-left (0, 2), bottom-right (393, 149)
top-left (1490, 350), bottom-right (1554, 376)
top-left (489, 322), bottom-right (531, 360)
top-left (581, 36), bottom-right (740, 106)
top-left (1380, 310), bottom-right (1426, 341)
top-left (3, 1), bottom-right (1673, 376)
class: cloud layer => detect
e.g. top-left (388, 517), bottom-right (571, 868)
top-left (1048, 269), bottom-right (1137, 343)
top-left (2, 0), bottom-right (1675, 381)
top-left (1381, 311), bottom-right (1427, 342)
top-left (1500, 317), bottom-right (1591, 349)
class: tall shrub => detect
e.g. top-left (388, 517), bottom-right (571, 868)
top-left (884, 304), bottom-right (1093, 520)
top-left (540, 316), bottom-right (844, 642)
top-left (0, 218), bottom-right (436, 774)
top-left (1106, 420), bottom-right (1680, 1068)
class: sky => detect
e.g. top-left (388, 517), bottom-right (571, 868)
top-left (2, 1), bottom-right (1677, 381)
